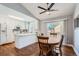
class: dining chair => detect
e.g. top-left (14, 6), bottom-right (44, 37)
top-left (41, 33), bottom-right (44, 36)
top-left (54, 35), bottom-right (64, 56)
top-left (37, 36), bottom-right (52, 56)
top-left (50, 33), bottom-right (57, 36)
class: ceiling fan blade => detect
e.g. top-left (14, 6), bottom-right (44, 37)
top-left (48, 3), bottom-right (55, 10)
top-left (38, 6), bottom-right (46, 10)
top-left (40, 10), bottom-right (46, 14)
top-left (49, 9), bottom-right (58, 11)
top-left (47, 3), bottom-right (49, 5)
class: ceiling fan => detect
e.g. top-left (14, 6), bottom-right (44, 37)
top-left (38, 3), bottom-right (57, 14)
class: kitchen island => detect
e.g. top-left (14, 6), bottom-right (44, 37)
top-left (15, 33), bottom-right (37, 49)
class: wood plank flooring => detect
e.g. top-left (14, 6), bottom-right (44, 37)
top-left (0, 43), bottom-right (76, 56)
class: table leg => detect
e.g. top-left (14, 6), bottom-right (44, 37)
top-left (50, 45), bottom-right (59, 56)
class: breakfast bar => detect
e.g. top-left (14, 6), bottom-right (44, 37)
top-left (15, 33), bottom-right (37, 49)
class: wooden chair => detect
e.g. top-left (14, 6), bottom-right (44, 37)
top-left (54, 35), bottom-right (64, 56)
top-left (37, 36), bottom-right (52, 56)
top-left (41, 33), bottom-right (44, 36)
top-left (50, 33), bottom-right (57, 36)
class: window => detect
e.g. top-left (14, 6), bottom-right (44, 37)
top-left (46, 21), bottom-right (64, 34)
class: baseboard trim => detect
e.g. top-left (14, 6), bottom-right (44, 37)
top-left (63, 43), bottom-right (79, 56)
top-left (63, 43), bottom-right (73, 47)
top-left (73, 47), bottom-right (79, 56)
top-left (63, 43), bottom-right (78, 56)
top-left (0, 41), bottom-right (15, 46)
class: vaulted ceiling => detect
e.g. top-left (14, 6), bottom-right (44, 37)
top-left (0, 3), bottom-right (40, 20)
top-left (1, 3), bottom-right (76, 20)
top-left (22, 3), bottom-right (76, 20)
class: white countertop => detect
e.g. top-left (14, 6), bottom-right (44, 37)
top-left (15, 32), bottom-right (37, 49)
top-left (15, 33), bottom-right (36, 36)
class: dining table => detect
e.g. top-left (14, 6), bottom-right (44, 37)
top-left (45, 34), bottom-right (61, 56)
top-left (41, 34), bottom-right (61, 45)
top-left (48, 35), bottom-right (61, 45)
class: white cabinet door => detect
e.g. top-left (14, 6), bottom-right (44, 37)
top-left (6, 29), bottom-right (15, 43)
top-left (0, 34), bottom-right (7, 44)
top-left (15, 34), bottom-right (37, 49)
top-left (0, 23), bottom-right (7, 45)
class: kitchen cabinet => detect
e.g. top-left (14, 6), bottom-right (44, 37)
top-left (0, 23), bottom-right (7, 45)
top-left (15, 33), bottom-right (37, 49)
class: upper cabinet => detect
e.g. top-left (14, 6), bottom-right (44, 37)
top-left (74, 18), bottom-right (79, 28)
top-left (74, 4), bottom-right (79, 19)
top-left (73, 4), bottom-right (79, 28)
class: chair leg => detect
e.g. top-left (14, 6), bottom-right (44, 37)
top-left (39, 50), bottom-right (42, 56)
top-left (59, 48), bottom-right (62, 56)
top-left (39, 50), bottom-right (43, 56)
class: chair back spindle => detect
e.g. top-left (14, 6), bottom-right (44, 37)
top-left (59, 35), bottom-right (64, 48)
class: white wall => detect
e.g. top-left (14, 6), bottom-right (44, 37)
top-left (64, 16), bottom-right (74, 45)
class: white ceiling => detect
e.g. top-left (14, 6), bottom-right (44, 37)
top-left (22, 3), bottom-right (76, 20)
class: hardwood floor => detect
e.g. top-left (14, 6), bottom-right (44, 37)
top-left (0, 43), bottom-right (76, 56)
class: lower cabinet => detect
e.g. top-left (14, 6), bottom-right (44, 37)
top-left (0, 23), bottom-right (14, 45)
top-left (0, 34), bottom-right (7, 45)
top-left (15, 33), bottom-right (37, 49)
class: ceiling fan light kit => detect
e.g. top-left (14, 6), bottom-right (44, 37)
top-left (46, 11), bottom-right (50, 15)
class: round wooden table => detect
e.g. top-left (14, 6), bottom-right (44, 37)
top-left (48, 35), bottom-right (61, 56)
top-left (38, 35), bottom-right (61, 56)
top-left (48, 35), bottom-right (61, 45)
